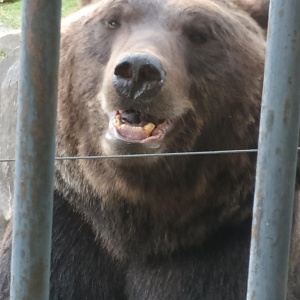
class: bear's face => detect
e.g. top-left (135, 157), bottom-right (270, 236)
top-left (56, 0), bottom-right (265, 207)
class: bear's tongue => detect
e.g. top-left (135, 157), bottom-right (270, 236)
top-left (114, 110), bottom-right (157, 141)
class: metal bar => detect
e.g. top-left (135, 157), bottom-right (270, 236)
top-left (10, 0), bottom-right (61, 299)
top-left (246, 1), bottom-right (300, 299)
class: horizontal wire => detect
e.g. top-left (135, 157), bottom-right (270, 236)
top-left (1, 148), bottom-right (259, 163)
top-left (1, 147), bottom-right (300, 163)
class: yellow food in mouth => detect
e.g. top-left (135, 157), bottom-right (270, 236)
top-left (142, 123), bottom-right (156, 135)
top-left (114, 115), bottom-right (156, 137)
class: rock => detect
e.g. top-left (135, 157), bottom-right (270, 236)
top-left (0, 45), bottom-right (20, 239)
top-left (0, 30), bottom-right (21, 55)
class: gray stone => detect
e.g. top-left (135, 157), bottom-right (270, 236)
top-left (0, 47), bottom-right (20, 238)
top-left (0, 26), bottom-right (21, 238)
top-left (0, 30), bottom-right (21, 55)
top-left (0, 47), bottom-right (19, 82)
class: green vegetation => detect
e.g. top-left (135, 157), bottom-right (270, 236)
top-left (0, 0), bottom-right (79, 29)
top-left (61, 0), bottom-right (79, 18)
top-left (0, 0), bottom-right (21, 29)
top-left (0, 49), bottom-right (6, 61)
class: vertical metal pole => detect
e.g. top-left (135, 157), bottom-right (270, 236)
top-left (246, 1), bottom-right (300, 300)
top-left (10, 0), bottom-right (61, 299)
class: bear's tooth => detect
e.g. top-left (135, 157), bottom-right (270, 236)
top-left (114, 116), bottom-right (123, 127)
top-left (143, 123), bottom-right (155, 135)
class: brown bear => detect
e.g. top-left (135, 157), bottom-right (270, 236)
top-left (0, 0), bottom-right (299, 299)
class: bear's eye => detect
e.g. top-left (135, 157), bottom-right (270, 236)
top-left (188, 33), bottom-right (207, 44)
top-left (107, 20), bottom-right (121, 29)
top-left (184, 27), bottom-right (211, 46)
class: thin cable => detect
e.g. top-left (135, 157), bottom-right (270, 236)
top-left (2, 147), bottom-right (300, 163)
top-left (0, 148), bottom-right (260, 163)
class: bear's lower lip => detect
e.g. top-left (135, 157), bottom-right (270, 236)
top-left (106, 110), bottom-right (174, 147)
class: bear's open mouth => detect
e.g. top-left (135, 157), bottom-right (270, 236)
top-left (107, 110), bottom-right (174, 145)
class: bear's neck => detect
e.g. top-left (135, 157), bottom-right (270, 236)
top-left (54, 156), bottom-right (255, 260)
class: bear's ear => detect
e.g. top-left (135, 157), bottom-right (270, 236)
top-left (78, 0), bottom-right (93, 7)
top-left (234, 0), bottom-right (269, 29)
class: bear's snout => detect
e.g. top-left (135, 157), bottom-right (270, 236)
top-left (113, 54), bottom-right (165, 101)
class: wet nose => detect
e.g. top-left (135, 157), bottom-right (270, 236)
top-left (113, 54), bottom-right (165, 101)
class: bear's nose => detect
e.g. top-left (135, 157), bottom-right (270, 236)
top-left (113, 54), bottom-right (165, 101)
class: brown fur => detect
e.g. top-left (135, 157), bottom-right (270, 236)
top-left (234, 0), bottom-right (269, 29)
top-left (1, 0), bottom-right (298, 299)
top-left (78, 0), bottom-right (93, 7)
top-left (56, 0), bottom-right (265, 258)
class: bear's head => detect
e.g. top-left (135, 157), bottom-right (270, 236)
top-left (56, 0), bottom-right (266, 214)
